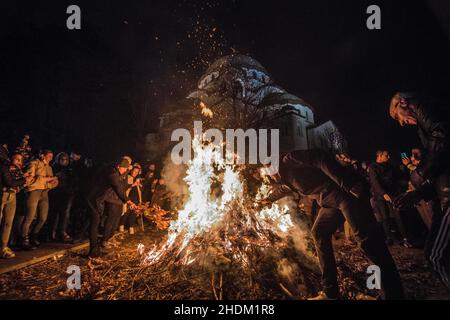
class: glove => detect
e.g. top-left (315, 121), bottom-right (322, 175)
top-left (393, 190), bottom-right (423, 210)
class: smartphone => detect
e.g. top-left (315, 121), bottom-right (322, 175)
top-left (400, 152), bottom-right (408, 159)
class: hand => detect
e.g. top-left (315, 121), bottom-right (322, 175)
top-left (383, 194), bottom-right (392, 203)
top-left (393, 191), bottom-right (423, 210)
top-left (127, 201), bottom-right (137, 210)
top-left (401, 157), bottom-right (411, 166)
top-left (133, 178), bottom-right (142, 187)
top-left (24, 176), bottom-right (33, 185)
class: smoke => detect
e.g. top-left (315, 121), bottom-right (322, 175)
top-left (274, 197), bottom-right (320, 281)
top-left (160, 153), bottom-right (189, 210)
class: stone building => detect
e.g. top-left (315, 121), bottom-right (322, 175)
top-left (145, 54), bottom-right (347, 161)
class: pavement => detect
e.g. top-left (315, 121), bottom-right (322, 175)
top-left (0, 241), bottom-right (89, 275)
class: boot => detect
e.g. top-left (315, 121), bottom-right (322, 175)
top-left (88, 246), bottom-right (102, 258)
top-left (21, 236), bottom-right (37, 251)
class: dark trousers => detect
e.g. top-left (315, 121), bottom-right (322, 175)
top-left (120, 210), bottom-right (137, 229)
top-left (88, 199), bottom-right (123, 251)
top-left (88, 198), bottom-right (101, 251)
top-left (372, 196), bottom-right (408, 240)
top-left (102, 202), bottom-right (123, 242)
top-left (48, 190), bottom-right (74, 238)
top-left (424, 169), bottom-right (450, 289)
top-left (311, 188), bottom-right (404, 299)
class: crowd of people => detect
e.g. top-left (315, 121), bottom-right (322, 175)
top-left (1, 91), bottom-right (448, 300)
top-left (334, 148), bottom-right (433, 248)
top-left (0, 135), bottom-right (169, 259)
top-left (259, 92), bottom-right (449, 299)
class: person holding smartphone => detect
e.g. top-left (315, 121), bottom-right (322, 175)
top-left (389, 92), bottom-right (450, 289)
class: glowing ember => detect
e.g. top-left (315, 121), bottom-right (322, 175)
top-left (199, 101), bottom-right (213, 118)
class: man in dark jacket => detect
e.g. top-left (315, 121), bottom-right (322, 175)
top-left (87, 158), bottom-right (137, 257)
top-left (390, 92), bottom-right (450, 289)
top-left (368, 150), bottom-right (411, 247)
top-left (261, 149), bottom-right (404, 300)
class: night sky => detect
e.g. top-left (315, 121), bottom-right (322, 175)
top-left (1, 0), bottom-right (449, 163)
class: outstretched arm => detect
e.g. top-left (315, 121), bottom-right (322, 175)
top-left (109, 173), bottom-right (129, 204)
top-left (282, 149), bottom-right (359, 193)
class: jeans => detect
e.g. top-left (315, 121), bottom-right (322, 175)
top-left (103, 202), bottom-right (122, 242)
top-left (88, 198), bottom-right (101, 251)
top-left (88, 199), bottom-right (122, 252)
top-left (21, 189), bottom-right (49, 238)
top-left (120, 210), bottom-right (137, 229)
top-left (311, 188), bottom-right (404, 299)
top-left (1, 192), bottom-right (17, 247)
top-left (49, 190), bottom-right (74, 238)
top-left (372, 196), bottom-right (408, 240)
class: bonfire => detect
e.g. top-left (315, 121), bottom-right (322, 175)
top-left (135, 130), bottom-right (320, 298)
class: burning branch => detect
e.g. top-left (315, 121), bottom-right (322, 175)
top-left (136, 203), bottom-right (172, 230)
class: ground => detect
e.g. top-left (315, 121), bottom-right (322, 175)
top-left (0, 229), bottom-right (448, 300)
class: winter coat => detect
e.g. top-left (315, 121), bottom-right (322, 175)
top-left (24, 159), bottom-right (56, 192)
top-left (410, 103), bottom-right (449, 181)
top-left (89, 165), bottom-right (129, 206)
top-left (267, 149), bottom-right (363, 205)
top-left (368, 162), bottom-right (396, 198)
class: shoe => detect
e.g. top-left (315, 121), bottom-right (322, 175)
top-left (1, 247), bottom-right (16, 259)
top-left (21, 237), bottom-right (37, 251)
top-left (129, 227), bottom-right (135, 235)
top-left (30, 234), bottom-right (41, 247)
top-left (403, 238), bottom-right (413, 248)
top-left (307, 291), bottom-right (338, 300)
top-left (119, 225), bottom-right (125, 233)
top-left (58, 233), bottom-right (73, 243)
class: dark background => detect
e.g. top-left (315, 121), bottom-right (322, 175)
top-left (1, 0), bottom-right (449, 163)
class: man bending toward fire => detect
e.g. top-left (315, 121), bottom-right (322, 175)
top-left (259, 149), bottom-right (404, 300)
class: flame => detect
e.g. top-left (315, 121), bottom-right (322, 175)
top-left (199, 101), bottom-right (213, 118)
top-left (141, 102), bottom-right (293, 266)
